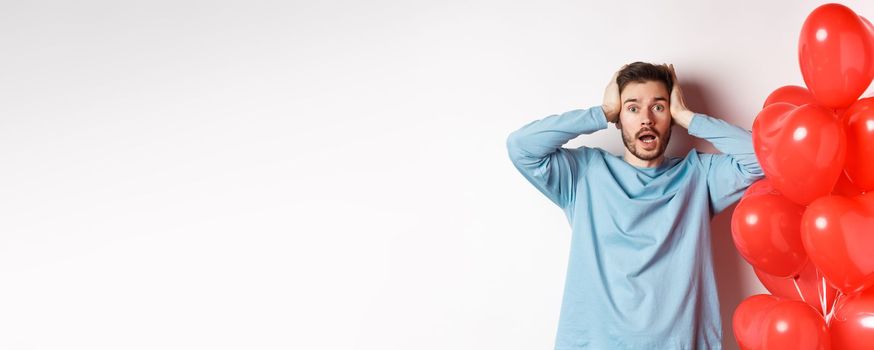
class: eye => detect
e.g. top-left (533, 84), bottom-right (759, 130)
top-left (628, 106), bottom-right (639, 113)
top-left (653, 105), bottom-right (665, 112)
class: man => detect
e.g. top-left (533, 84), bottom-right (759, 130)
top-left (506, 62), bottom-right (763, 349)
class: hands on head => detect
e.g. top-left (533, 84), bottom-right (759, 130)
top-left (601, 65), bottom-right (624, 124)
top-left (601, 63), bottom-right (694, 128)
top-left (666, 64), bottom-right (694, 128)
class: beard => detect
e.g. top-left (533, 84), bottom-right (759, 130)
top-left (621, 125), bottom-right (672, 161)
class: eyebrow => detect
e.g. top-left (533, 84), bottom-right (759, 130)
top-left (623, 97), bottom-right (668, 104)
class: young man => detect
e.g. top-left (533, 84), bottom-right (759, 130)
top-left (506, 62), bottom-right (763, 349)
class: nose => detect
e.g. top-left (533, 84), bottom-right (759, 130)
top-left (641, 112), bottom-right (654, 126)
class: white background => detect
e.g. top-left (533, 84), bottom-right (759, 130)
top-left (2, 1), bottom-right (872, 349)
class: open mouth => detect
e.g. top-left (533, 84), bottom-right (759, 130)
top-left (637, 131), bottom-right (658, 149)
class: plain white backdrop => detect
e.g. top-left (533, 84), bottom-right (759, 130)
top-left (2, 1), bottom-right (873, 349)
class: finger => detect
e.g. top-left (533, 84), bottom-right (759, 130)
top-left (669, 65), bottom-right (681, 90)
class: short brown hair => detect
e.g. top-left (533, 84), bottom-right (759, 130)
top-left (617, 62), bottom-right (673, 94)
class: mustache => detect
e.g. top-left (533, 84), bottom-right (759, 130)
top-left (636, 128), bottom-right (659, 138)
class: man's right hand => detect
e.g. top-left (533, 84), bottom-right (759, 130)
top-left (601, 66), bottom-right (624, 124)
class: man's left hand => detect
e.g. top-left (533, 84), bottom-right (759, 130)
top-left (668, 64), bottom-right (695, 129)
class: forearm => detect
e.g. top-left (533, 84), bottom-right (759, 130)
top-left (688, 114), bottom-right (763, 175)
top-left (507, 106), bottom-right (608, 160)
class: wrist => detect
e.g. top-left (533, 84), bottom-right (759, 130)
top-left (601, 104), bottom-right (618, 122)
top-left (673, 110), bottom-right (695, 129)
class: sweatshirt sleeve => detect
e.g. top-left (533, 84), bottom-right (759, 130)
top-left (506, 106), bottom-right (609, 209)
top-left (687, 114), bottom-right (765, 215)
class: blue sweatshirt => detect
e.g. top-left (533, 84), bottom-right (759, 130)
top-left (506, 106), bottom-right (764, 350)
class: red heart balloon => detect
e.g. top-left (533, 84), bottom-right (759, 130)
top-left (801, 193), bottom-right (874, 294)
top-left (763, 85), bottom-right (818, 109)
top-left (864, 15), bottom-right (874, 29)
top-left (799, 4), bottom-right (874, 108)
top-left (732, 190), bottom-right (807, 277)
top-left (762, 300), bottom-right (831, 350)
top-left (734, 294), bottom-right (781, 350)
top-left (841, 97), bottom-right (874, 192)
top-left (832, 171), bottom-right (865, 197)
top-left (754, 261), bottom-right (838, 315)
top-left (862, 16), bottom-right (874, 53)
top-left (743, 178), bottom-right (779, 198)
top-left (753, 103), bottom-right (846, 205)
top-left (829, 286), bottom-right (874, 350)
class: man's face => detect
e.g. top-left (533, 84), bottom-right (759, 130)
top-left (617, 80), bottom-right (673, 162)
